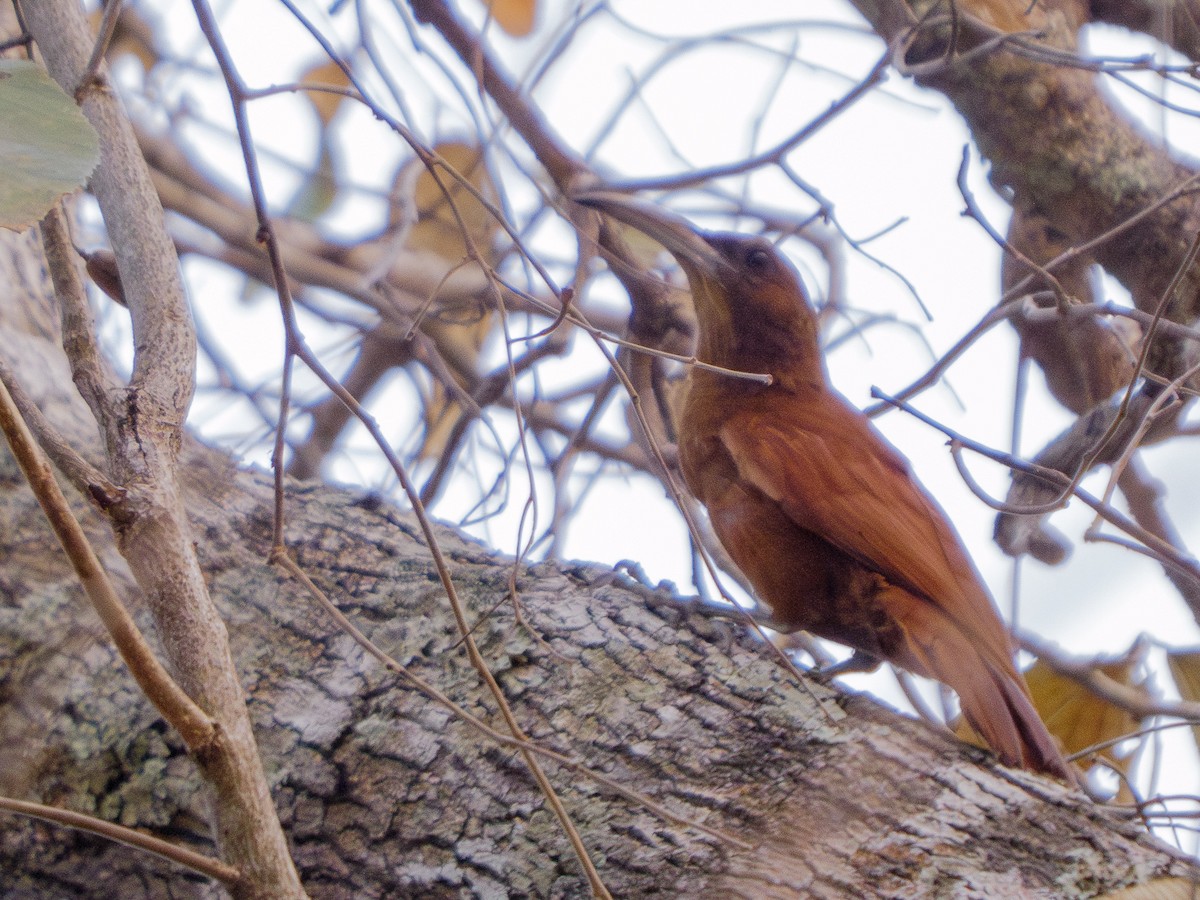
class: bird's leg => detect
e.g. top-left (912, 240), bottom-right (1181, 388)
top-left (591, 561), bottom-right (757, 622)
top-left (809, 649), bottom-right (883, 682)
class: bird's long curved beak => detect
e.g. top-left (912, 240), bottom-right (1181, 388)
top-left (573, 191), bottom-right (728, 278)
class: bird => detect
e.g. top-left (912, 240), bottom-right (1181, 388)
top-left (575, 190), bottom-right (1074, 781)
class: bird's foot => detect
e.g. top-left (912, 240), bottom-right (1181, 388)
top-left (601, 561), bottom-right (771, 624)
top-left (809, 650), bottom-right (883, 683)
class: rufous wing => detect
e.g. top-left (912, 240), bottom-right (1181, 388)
top-left (717, 393), bottom-right (1015, 672)
top-left (717, 393), bottom-right (1075, 779)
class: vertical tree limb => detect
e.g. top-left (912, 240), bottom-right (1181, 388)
top-left (19, 2), bottom-right (305, 895)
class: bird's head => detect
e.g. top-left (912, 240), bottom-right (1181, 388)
top-left (576, 191), bottom-right (822, 382)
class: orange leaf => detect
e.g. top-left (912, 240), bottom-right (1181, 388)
top-left (473, 0), bottom-right (537, 37)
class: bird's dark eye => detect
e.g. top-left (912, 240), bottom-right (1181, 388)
top-left (746, 246), bottom-right (773, 273)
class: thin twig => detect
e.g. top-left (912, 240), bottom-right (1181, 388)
top-left (873, 388), bottom-right (1200, 582)
top-left (0, 365), bottom-right (214, 752)
top-left (271, 553), bottom-right (752, 850)
top-left (1019, 634), bottom-right (1200, 725)
top-left (194, 5), bottom-right (611, 888)
top-left (600, 53), bottom-right (891, 194)
top-left (77, 0), bottom-right (122, 95)
top-left (0, 796), bottom-right (241, 887)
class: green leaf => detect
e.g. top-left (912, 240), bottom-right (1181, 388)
top-left (0, 60), bottom-right (100, 231)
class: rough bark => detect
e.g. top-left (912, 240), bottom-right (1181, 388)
top-left (0, 229), bottom-right (1194, 897)
top-left (14, 0), bottom-right (305, 891)
top-left (1, 3), bottom-right (1198, 891)
top-left (854, 0), bottom-right (1200, 367)
top-left (842, 0), bottom-right (1200, 612)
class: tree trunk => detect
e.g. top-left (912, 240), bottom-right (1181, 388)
top-left (0, 228), bottom-right (1194, 898)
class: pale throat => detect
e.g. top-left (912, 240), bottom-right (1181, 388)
top-left (688, 279), bottom-right (738, 368)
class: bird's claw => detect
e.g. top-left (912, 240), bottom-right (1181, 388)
top-left (809, 650), bottom-right (883, 683)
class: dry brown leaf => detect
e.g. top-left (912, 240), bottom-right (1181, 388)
top-left (90, 7), bottom-right (159, 72)
top-left (1166, 649), bottom-right (1200, 754)
top-left (403, 143), bottom-right (499, 265)
top-left (1022, 656), bottom-right (1143, 765)
top-left (299, 58), bottom-right (354, 126)
top-left (289, 142), bottom-right (339, 223)
top-left (395, 143), bottom-right (500, 460)
top-left (420, 381), bottom-right (464, 463)
top-left (81, 248), bottom-right (125, 307)
top-left (416, 316), bottom-right (493, 460)
top-left (283, 61), bottom-right (355, 221)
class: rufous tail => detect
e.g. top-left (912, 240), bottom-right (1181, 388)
top-left (896, 601), bottom-right (1075, 783)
